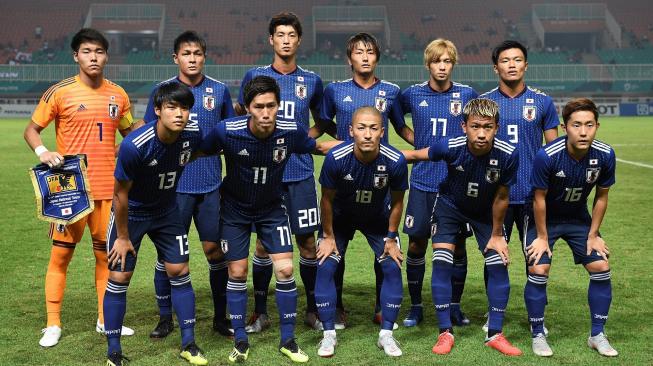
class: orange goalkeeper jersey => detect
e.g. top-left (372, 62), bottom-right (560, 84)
top-left (32, 75), bottom-right (133, 199)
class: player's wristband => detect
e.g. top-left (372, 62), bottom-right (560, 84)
top-left (34, 145), bottom-right (48, 157)
top-left (386, 231), bottom-right (398, 240)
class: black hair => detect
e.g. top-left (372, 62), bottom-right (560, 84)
top-left (243, 75), bottom-right (280, 106)
top-left (153, 82), bottom-right (195, 110)
top-left (174, 30), bottom-right (207, 54)
top-left (562, 98), bottom-right (598, 125)
top-left (70, 28), bottom-right (109, 52)
top-left (268, 12), bottom-right (302, 37)
top-left (491, 40), bottom-right (528, 64)
top-left (346, 32), bottom-right (380, 61)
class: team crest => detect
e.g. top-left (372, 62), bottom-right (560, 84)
top-left (374, 173), bottom-right (388, 189)
top-left (46, 173), bottom-right (78, 195)
top-left (273, 146), bottom-right (287, 163)
top-left (295, 83), bottom-right (307, 99)
top-left (485, 167), bottom-right (500, 183)
top-left (203, 95), bottom-right (215, 111)
top-left (220, 239), bottom-right (229, 253)
top-left (523, 105), bottom-right (537, 121)
top-left (108, 103), bottom-right (119, 119)
top-left (375, 97), bottom-right (387, 112)
top-left (586, 168), bottom-right (601, 183)
top-left (405, 215), bottom-right (414, 228)
top-left (450, 100), bottom-right (462, 116)
top-left (179, 149), bottom-right (192, 166)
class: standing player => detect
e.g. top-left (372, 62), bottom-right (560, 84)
top-left (399, 38), bottom-right (478, 328)
top-left (143, 31), bottom-right (235, 339)
top-left (200, 76), bottom-right (337, 363)
top-left (24, 28), bottom-right (135, 347)
top-left (402, 98), bottom-right (522, 356)
top-left (314, 107), bottom-right (408, 358)
top-left (480, 40), bottom-right (558, 332)
top-left (104, 82), bottom-right (207, 365)
top-left (523, 98), bottom-right (617, 357)
top-left (235, 12), bottom-right (324, 332)
top-left (320, 32), bottom-right (414, 328)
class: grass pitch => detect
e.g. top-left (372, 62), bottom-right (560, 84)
top-left (0, 117), bottom-right (651, 365)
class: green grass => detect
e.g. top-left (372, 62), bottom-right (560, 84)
top-left (1, 117), bottom-right (652, 365)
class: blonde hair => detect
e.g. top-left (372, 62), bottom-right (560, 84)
top-left (463, 98), bottom-right (500, 123)
top-left (423, 38), bottom-right (458, 67)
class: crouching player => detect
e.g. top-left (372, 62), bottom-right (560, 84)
top-left (402, 98), bottom-right (522, 356)
top-left (104, 83), bottom-right (207, 365)
top-left (524, 98), bottom-right (618, 357)
top-left (314, 106), bottom-right (408, 357)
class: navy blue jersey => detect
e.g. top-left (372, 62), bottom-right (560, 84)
top-left (481, 86), bottom-right (558, 204)
top-left (144, 76), bottom-right (234, 194)
top-left (400, 81), bottom-right (478, 192)
top-left (530, 136), bottom-right (616, 222)
top-left (319, 142), bottom-right (408, 221)
top-left (200, 116), bottom-right (316, 215)
top-left (320, 78), bottom-right (406, 143)
top-left (114, 121), bottom-right (202, 220)
top-left (238, 65), bottom-right (323, 182)
top-left (429, 136), bottom-right (519, 219)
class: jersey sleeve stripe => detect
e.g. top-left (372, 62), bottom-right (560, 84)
top-left (134, 130), bottom-right (155, 147)
top-left (379, 145), bottom-right (401, 160)
top-left (545, 144), bottom-right (566, 156)
top-left (591, 140), bottom-right (612, 151)
top-left (493, 139), bottom-right (516, 153)
top-left (591, 143), bottom-right (611, 154)
top-left (544, 140), bottom-right (566, 154)
top-left (333, 144), bottom-right (354, 160)
top-left (132, 127), bottom-right (155, 145)
top-left (42, 77), bottom-right (76, 102)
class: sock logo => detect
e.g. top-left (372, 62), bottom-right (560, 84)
top-left (254, 290), bottom-right (266, 296)
top-left (529, 317), bottom-right (545, 322)
top-left (594, 314), bottom-right (609, 320)
top-left (105, 329), bottom-right (121, 335)
top-left (184, 318), bottom-right (196, 325)
top-left (316, 302), bottom-right (330, 308)
top-left (385, 303), bottom-right (401, 309)
top-left (155, 294), bottom-right (170, 300)
top-left (434, 303), bottom-right (449, 309)
top-left (283, 312), bottom-right (297, 319)
top-left (491, 307), bottom-right (506, 313)
top-left (229, 314), bottom-right (243, 320)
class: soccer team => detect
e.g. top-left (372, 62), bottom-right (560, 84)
top-left (24, 11), bottom-right (618, 365)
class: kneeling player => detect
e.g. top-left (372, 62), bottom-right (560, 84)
top-left (524, 98), bottom-right (618, 357)
top-left (104, 83), bottom-right (207, 365)
top-left (315, 107), bottom-right (408, 357)
top-left (403, 98), bottom-right (522, 356)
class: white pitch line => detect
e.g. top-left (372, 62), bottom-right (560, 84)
top-left (616, 158), bottom-right (653, 169)
top-left (612, 143), bottom-right (653, 147)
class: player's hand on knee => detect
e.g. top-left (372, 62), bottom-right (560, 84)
top-left (316, 237), bottom-right (338, 265)
top-left (108, 237), bottom-right (136, 271)
top-left (587, 234), bottom-right (609, 261)
top-left (526, 237), bottom-right (551, 266)
top-left (382, 238), bottom-right (403, 267)
top-left (486, 235), bottom-right (510, 265)
top-left (40, 151), bottom-right (65, 169)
